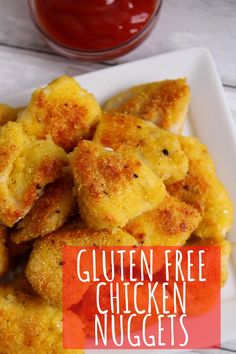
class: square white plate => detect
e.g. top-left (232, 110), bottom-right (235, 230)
top-left (2, 47), bottom-right (236, 351)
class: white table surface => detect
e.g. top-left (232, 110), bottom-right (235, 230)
top-left (0, 1), bottom-right (236, 352)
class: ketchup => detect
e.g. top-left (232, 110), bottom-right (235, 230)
top-left (35, 0), bottom-right (158, 51)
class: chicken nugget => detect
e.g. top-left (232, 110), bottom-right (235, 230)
top-left (0, 122), bottom-right (67, 227)
top-left (0, 103), bottom-right (23, 126)
top-left (0, 285), bottom-right (83, 354)
top-left (167, 136), bottom-right (233, 239)
top-left (18, 75), bottom-right (101, 151)
top-left (26, 227), bottom-right (137, 307)
top-left (70, 140), bottom-right (166, 229)
top-left (0, 225), bottom-right (9, 276)
top-left (103, 78), bottom-right (190, 134)
top-left (11, 177), bottom-right (75, 244)
top-left (94, 112), bottom-right (188, 185)
top-left (125, 194), bottom-right (201, 246)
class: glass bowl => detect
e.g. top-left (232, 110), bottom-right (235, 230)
top-left (27, 0), bottom-right (163, 61)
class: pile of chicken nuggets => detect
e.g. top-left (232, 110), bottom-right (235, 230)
top-left (0, 76), bottom-right (233, 353)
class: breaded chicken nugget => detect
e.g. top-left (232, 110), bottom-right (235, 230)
top-left (94, 112), bottom-right (188, 184)
top-left (187, 235), bottom-right (231, 286)
top-left (0, 285), bottom-right (83, 354)
top-left (26, 227), bottom-right (137, 307)
top-left (167, 136), bottom-right (233, 239)
top-left (125, 194), bottom-right (201, 246)
top-left (103, 79), bottom-right (190, 134)
top-left (11, 177), bottom-right (75, 244)
top-left (0, 122), bottom-right (67, 227)
top-left (18, 76), bottom-right (101, 151)
top-left (70, 140), bottom-right (166, 229)
top-left (0, 104), bottom-right (23, 126)
top-left (0, 225), bottom-right (9, 276)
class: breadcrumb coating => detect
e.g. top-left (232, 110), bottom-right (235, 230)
top-left (167, 136), bottom-right (233, 239)
top-left (70, 140), bottom-right (166, 229)
top-left (125, 194), bottom-right (201, 246)
top-left (18, 76), bottom-right (101, 151)
top-left (0, 122), bottom-right (67, 227)
top-left (11, 177), bottom-right (75, 244)
top-left (103, 78), bottom-right (190, 134)
top-left (26, 227), bottom-right (137, 307)
top-left (0, 285), bottom-right (83, 354)
top-left (94, 112), bottom-right (188, 185)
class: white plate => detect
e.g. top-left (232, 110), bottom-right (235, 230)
top-left (2, 47), bottom-right (236, 352)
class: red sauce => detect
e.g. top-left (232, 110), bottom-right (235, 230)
top-left (35, 0), bottom-right (158, 51)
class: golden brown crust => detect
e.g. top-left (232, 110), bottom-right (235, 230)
top-left (103, 79), bottom-right (190, 134)
top-left (10, 177), bottom-right (75, 244)
top-left (125, 194), bottom-right (201, 246)
top-left (167, 136), bottom-right (233, 239)
top-left (70, 140), bottom-right (166, 229)
top-left (0, 285), bottom-right (83, 354)
top-left (0, 225), bottom-right (9, 276)
top-left (0, 122), bottom-right (68, 227)
top-left (94, 112), bottom-right (189, 185)
top-left (26, 227), bottom-right (137, 306)
top-left (18, 76), bottom-right (101, 151)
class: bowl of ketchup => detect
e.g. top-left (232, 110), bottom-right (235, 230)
top-left (28, 0), bottom-right (163, 61)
